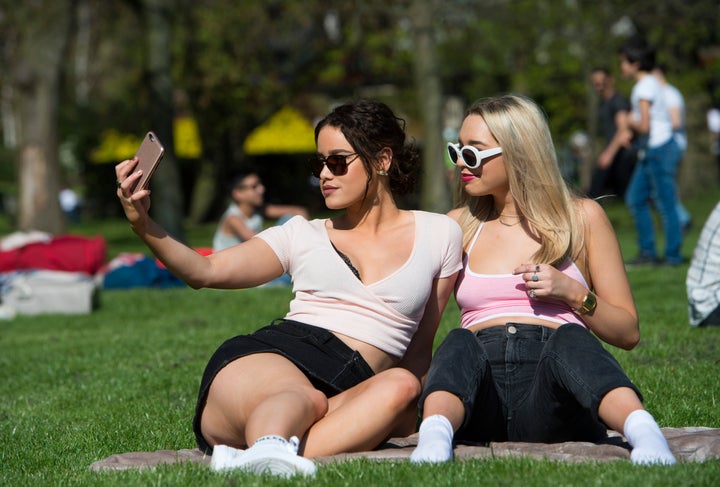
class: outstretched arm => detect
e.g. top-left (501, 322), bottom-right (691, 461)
top-left (116, 158), bottom-right (285, 289)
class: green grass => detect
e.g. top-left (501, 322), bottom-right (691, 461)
top-left (2, 189), bottom-right (720, 485)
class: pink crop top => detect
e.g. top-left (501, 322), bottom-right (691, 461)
top-left (456, 222), bottom-right (589, 329)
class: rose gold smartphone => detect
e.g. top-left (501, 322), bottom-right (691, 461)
top-left (131, 131), bottom-right (165, 194)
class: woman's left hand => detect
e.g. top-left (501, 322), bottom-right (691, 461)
top-left (513, 263), bottom-right (584, 304)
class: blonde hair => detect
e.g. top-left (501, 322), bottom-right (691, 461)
top-left (456, 94), bottom-right (584, 266)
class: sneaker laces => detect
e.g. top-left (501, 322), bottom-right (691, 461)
top-left (287, 436), bottom-right (300, 454)
top-left (254, 434), bottom-right (300, 455)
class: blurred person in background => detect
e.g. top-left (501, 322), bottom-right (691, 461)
top-left (213, 172), bottom-right (308, 252)
top-left (653, 65), bottom-right (691, 232)
top-left (708, 104), bottom-right (720, 180)
top-left (589, 68), bottom-right (636, 200)
top-left (213, 172), bottom-right (308, 286)
top-left (687, 201), bottom-right (720, 327)
top-left (620, 39), bottom-right (684, 266)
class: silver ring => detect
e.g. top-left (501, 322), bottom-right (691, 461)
top-left (528, 290), bottom-right (536, 299)
top-left (532, 274), bottom-right (539, 282)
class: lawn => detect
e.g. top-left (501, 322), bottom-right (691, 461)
top-left (1, 189), bottom-right (720, 486)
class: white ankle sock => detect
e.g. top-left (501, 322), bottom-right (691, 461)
top-left (410, 414), bottom-right (455, 463)
top-left (253, 435), bottom-right (290, 449)
top-left (623, 409), bottom-right (677, 465)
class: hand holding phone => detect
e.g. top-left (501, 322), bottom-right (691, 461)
top-left (131, 131), bottom-right (165, 194)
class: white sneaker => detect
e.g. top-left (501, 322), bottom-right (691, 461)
top-left (211, 436), bottom-right (317, 478)
top-left (209, 444), bottom-right (246, 471)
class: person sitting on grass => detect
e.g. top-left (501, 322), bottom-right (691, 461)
top-left (409, 94), bottom-right (676, 466)
top-left (212, 171), bottom-right (308, 252)
top-left (213, 171), bottom-right (308, 286)
top-left (687, 201), bottom-right (720, 327)
top-left (115, 99), bottom-right (462, 478)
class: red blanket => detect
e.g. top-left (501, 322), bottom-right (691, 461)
top-left (0, 235), bottom-right (106, 275)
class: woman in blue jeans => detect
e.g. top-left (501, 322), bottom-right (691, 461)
top-left (621, 39), bottom-right (683, 265)
top-left (410, 94), bottom-right (676, 466)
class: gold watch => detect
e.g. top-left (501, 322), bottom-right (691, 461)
top-left (576, 291), bottom-right (597, 315)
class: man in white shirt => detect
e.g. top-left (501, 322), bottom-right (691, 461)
top-left (653, 65), bottom-right (691, 232)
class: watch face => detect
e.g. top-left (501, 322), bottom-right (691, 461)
top-left (581, 292), bottom-right (597, 314)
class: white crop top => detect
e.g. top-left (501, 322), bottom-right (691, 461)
top-left (257, 212), bottom-right (463, 357)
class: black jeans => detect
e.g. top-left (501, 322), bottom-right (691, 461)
top-left (419, 323), bottom-right (642, 443)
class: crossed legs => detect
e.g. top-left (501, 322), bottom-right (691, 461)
top-left (200, 352), bottom-right (421, 458)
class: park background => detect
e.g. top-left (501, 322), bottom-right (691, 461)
top-left (1, 1), bottom-right (720, 485)
top-left (1, 0), bottom-right (719, 241)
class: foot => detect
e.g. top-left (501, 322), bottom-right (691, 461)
top-left (682, 220), bottom-right (693, 234)
top-left (625, 254), bottom-right (661, 267)
top-left (661, 256), bottom-right (686, 266)
top-left (210, 436), bottom-right (316, 478)
top-left (631, 446), bottom-right (677, 466)
top-left (209, 444), bottom-right (245, 471)
top-left (410, 415), bottom-right (455, 464)
top-left (624, 410), bottom-right (677, 466)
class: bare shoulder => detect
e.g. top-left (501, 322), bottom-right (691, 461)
top-left (577, 198), bottom-right (610, 225)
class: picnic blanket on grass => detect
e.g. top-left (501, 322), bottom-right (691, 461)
top-left (89, 427), bottom-right (720, 471)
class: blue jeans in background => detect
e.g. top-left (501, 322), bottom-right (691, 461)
top-left (625, 138), bottom-right (683, 264)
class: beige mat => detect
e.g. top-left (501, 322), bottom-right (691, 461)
top-left (89, 427), bottom-right (720, 471)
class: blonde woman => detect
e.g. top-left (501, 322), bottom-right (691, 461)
top-left (410, 94), bottom-right (675, 465)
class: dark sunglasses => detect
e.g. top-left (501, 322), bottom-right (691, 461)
top-left (310, 153), bottom-right (359, 178)
top-left (447, 142), bottom-right (503, 169)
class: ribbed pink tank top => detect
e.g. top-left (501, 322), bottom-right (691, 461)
top-left (456, 221), bottom-right (589, 329)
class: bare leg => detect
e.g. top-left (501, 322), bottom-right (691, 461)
top-left (419, 390), bottom-right (465, 430)
top-left (597, 386), bottom-right (644, 433)
top-left (200, 353), bottom-right (328, 449)
top-left (301, 368), bottom-right (421, 457)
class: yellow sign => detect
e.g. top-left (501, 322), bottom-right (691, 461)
top-left (90, 117), bottom-right (202, 163)
top-left (243, 106), bottom-right (316, 155)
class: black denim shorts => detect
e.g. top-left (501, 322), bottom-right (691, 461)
top-left (192, 319), bottom-right (375, 453)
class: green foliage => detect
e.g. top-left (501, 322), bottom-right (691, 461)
top-left (4, 0), bottom-right (714, 227)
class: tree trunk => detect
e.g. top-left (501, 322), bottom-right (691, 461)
top-left (12, 1), bottom-right (73, 234)
top-left (411, 0), bottom-right (451, 213)
top-left (143, 0), bottom-right (186, 241)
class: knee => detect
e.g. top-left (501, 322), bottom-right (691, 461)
top-left (302, 385), bottom-right (330, 419)
top-left (547, 324), bottom-right (587, 350)
top-left (377, 368), bottom-right (422, 410)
